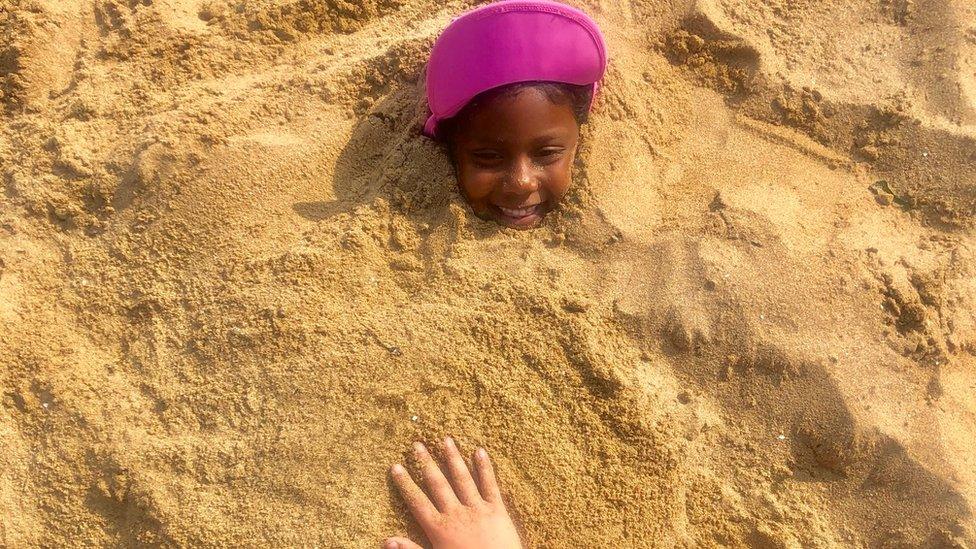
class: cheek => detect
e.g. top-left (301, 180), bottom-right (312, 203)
top-left (458, 167), bottom-right (499, 202)
top-left (543, 156), bottom-right (575, 198)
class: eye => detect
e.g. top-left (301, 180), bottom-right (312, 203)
top-left (469, 150), bottom-right (504, 167)
top-left (534, 147), bottom-right (565, 163)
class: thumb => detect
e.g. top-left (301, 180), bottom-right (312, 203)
top-left (383, 537), bottom-right (424, 549)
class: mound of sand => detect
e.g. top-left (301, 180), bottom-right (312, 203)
top-left (2, 0), bottom-right (975, 546)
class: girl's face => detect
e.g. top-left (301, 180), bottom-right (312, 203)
top-left (451, 87), bottom-right (580, 230)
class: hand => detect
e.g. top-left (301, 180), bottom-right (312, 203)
top-left (385, 437), bottom-right (523, 549)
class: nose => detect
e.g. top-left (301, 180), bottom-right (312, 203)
top-left (506, 156), bottom-right (539, 193)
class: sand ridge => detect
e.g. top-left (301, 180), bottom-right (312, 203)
top-left (1, 0), bottom-right (975, 546)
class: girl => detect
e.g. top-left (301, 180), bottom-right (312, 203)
top-left (384, 3), bottom-right (608, 547)
top-left (422, 0), bottom-right (608, 230)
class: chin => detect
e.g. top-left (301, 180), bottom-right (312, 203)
top-left (495, 215), bottom-right (543, 230)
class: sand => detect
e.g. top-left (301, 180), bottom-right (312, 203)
top-left (1, 0), bottom-right (975, 546)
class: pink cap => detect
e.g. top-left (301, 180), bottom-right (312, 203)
top-left (423, 0), bottom-right (608, 139)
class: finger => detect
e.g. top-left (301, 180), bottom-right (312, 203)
top-left (414, 441), bottom-right (460, 511)
top-left (383, 537), bottom-right (424, 549)
top-left (473, 447), bottom-right (503, 504)
top-left (390, 463), bottom-right (438, 528)
top-left (442, 436), bottom-right (482, 505)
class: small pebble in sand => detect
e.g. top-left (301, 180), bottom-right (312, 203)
top-left (777, 434), bottom-right (786, 441)
top-left (875, 193), bottom-right (894, 206)
top-left (410, 415), bottom-right (418, 422)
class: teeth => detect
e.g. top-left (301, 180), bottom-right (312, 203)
top-left (499, 205), bottom-right (538, 217)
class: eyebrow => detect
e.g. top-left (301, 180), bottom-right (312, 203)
top-left (530, 132), bottom-right (570, 145)
top-left (468, 130), bottom-right (571, 147)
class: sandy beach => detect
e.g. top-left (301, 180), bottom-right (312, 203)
top-left (2, 0), bottom-right (975, 546)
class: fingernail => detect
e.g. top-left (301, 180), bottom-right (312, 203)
top-left (413, 441), bottom-right (427, 454)
top-left (384, 540), bottom-right (399, 549)
top-left (445, 436), bottom-right (456, 449)
top-left (477, 447), bottom-right (488, 460)
top-left (391, 464), bottom-right (405, 476)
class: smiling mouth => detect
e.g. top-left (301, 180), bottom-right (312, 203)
top-left (497, 205), bottom-right (540, 218)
